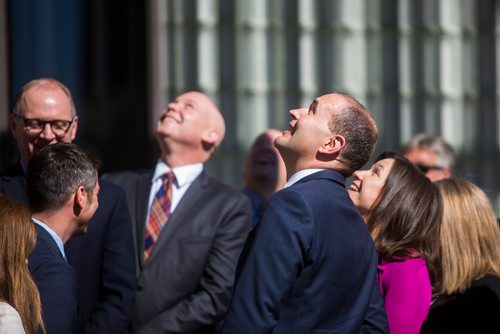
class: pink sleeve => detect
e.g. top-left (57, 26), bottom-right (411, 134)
top-left (378, 258), bottom-right (432, 334)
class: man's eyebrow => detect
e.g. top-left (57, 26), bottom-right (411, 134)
top-left (309, 100), bottom-right (319, 113)
top-left (186, 98), bottom-right (199, 107)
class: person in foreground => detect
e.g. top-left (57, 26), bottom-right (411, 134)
top-left (0, 195), bottom-right (45, 334)
top-left (26, 142), bottom-right (100, 334)
top-left (104, 91), bottom-right (252, 333)
top-left (348, 151), bottom-right (442, 334)
top-left (242, 128), bottom-right (287, 227)
top-left (1, 78), bottom-right (136, 334)
top-left (220, 92), bottom-right (388, 333)
top-left (421, 177), bottom-right (500, 333)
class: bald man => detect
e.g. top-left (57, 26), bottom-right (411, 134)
top-left (242, 129), bottom-right (287, 226)
top-left (103, 91), bottom-right (252, 334)
top-left (222, 93), bottom-right (387, 333)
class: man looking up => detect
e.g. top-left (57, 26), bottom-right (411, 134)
top-left (104, 91), bottom-right (252, 333)
top-left (221, 92), bottom-right (388, 333)
top-left (0, 78), bottom-right (136, 334)
top-left (26, 142), bottom-right (99, 333)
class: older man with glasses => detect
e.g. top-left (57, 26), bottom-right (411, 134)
top-left (1, 78), bottom-right (136, 334)
top-left (8, 79), bottom-right (78, 174)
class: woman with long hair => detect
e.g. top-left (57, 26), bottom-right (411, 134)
top-left (0, 195), bottom-right (45, 334)
top-left (348, 151), bottom-right (442, 334)
top-left (421, 177), bottom-right (500, 333)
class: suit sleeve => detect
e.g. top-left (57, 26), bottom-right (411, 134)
top-left (83, 187), bottom-right (137, 334)
top-left (360, 275), bottom-right (389, 334)
top-left (31, 259), bottom-right (79, 334)
top-left (135, 194), bottom-right (252, 334)
top-left (220, 189), bottom-right (313, 334)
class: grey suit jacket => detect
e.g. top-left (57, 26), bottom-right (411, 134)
top-left (104, 169), bottom-right (252, 334)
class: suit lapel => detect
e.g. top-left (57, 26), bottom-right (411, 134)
top-left (144, 171), bottom-right (209, 265)
top-left (135, 171), bottom-right (154, 269)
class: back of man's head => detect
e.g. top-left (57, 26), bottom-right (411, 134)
top-left (26, 142), bottom-right (98, 213)
top-left (327, 93), bottom-right (378, 176)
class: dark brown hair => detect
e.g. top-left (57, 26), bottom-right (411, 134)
top-left (26, 142), bottom-right (98, 213)
top-left (328, 92), bottom-right (378, 176)
top-left (366, 151), bottom-right (443, 292)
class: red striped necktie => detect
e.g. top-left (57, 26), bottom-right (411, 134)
top-left (144, 171), bottom-right (176, 261)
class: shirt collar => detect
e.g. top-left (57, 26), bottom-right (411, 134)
top-left (285, 168), bottom-right (325, 188)
top-left (152, 159), bottom-right (203, 187)
top-left (32, 217), bottom-right (67, 260)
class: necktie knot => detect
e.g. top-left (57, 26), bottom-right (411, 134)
top-left (164, 171), bottom-right (176, 186)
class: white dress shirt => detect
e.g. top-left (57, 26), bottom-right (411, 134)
top-left (32, 217), bottom-right (66, 260)
top-left (284, 168), bottom-right (325, 188)
top-left (145, 159), bottom-right (203, 228)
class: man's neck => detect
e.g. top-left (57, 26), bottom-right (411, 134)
top-left (159, 152), bottom-right (208, 168)
top-left (32, 212), bottom-right (74, 244)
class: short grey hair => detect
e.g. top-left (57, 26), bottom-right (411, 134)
top-left (403, 133), bottom-right (456, 169)
top-left (26, 142), bottom-right (98, 213)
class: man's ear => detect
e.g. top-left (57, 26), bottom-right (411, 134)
top-left (319, 135), bottom-right (346, 155)
top-left (201, 129), bottom-right (219, 149)
top-left (68, 115), bottom-right (79, 141)
top-left (73, 185), bottom-right (87, 216)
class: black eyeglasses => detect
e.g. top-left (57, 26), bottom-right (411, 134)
top-left (416, 164), bottom-right (444, 174)
top-left (14, 114), bottom-right (75, 137)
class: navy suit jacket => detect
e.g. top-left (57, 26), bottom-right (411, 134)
top-left (104, 169), bottom-right (252, 334)
top-left (0, 164), bottom-right (136, 334)
top-left (29, 224), bottom-right (79, 334)
top-left (221, 170), bottom-right (388, 333)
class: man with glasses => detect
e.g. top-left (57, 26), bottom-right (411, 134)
top-left (1, 78), bottom-right (136, 334)
top-left (402, 133), bottom-right (455, 182)
top-left (6, 79), bottom-right (78, 175)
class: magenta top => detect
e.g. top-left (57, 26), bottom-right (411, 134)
top-left (378, 256), bottom-right (432, 334)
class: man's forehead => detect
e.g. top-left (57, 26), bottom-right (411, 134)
top-left (177, 91), bottom-right (208, 104)
top-left (406, 148), bottom-right (438, 163)
top-left (312, 94), bottom-right (349, 110)
top-left (22, 87), bottom-right (73, 117)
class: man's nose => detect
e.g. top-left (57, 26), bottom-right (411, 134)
top-left (39, 123), bottom-right (57, 140)
top-left (289, 108), bottom-right (307, 119)
top-left (167, 100), bottom-right (181, 109)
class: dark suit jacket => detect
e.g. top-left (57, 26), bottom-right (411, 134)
top-left (29, 224), bottom-right (80, 334)
top-left (104, 169), bottom-right (252, 334)
top-left (0, 164), bottom-right (137, 334)
top-left (221, 170), bottom-right (388, 334)
top-left (421, 274), bottom-right (500, 333)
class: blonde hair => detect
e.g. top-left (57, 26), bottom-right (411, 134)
top-left (436, 178), bottom-right (500, 294)
top-left (0, 195), bottom-right (45, 334)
